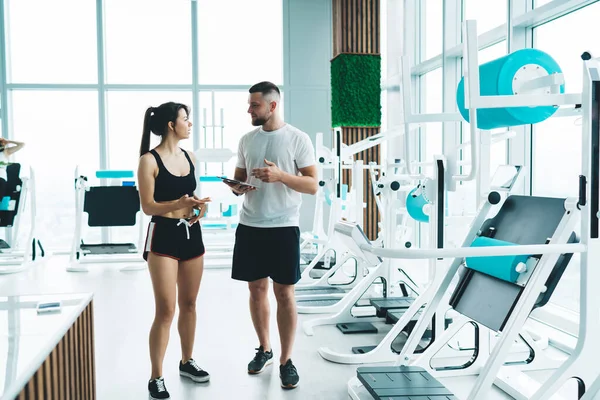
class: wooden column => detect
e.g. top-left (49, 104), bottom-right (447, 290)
top-left (333, 0), bottom-right (381, 241)
top-left (17, 301), bottom-right (96, 400)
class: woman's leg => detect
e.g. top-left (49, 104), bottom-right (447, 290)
top-left (176, 254), bottom-right (204, 362)
top-left (148, 253), bottom-right (179, 379)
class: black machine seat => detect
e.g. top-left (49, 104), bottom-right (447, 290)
top-left (0, 163), bottom-right (23, 227)
top-left (370, 297), bottom-right (416, 318)
top-left (357, 365), bottom-right (457, 399)
top-left (84, 186), bottom-right (140, 227)
top-left (449, 195), bottom-right (578, 332)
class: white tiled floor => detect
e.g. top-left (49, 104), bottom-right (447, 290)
top-left (1, 255), bottom-right (572, 400)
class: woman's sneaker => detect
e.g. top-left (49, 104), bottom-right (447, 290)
top-left (179, 358), bottom-right (210, 383)
top-left (148, 376), bottom-right (170, 399)
top-left (279, 359), bottom-right (299, 389)
top-left (247, 346), bottom-right (273, 374)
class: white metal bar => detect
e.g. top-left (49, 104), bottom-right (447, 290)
top-left (409, 112), bottom-right (463, 123)
top-left (455, 20), bottom-right (480, 183)
top-left (457, 130), bottom-right (517, 149)
top-left (518, 74), bottom-right (565, 93)
top-left (474, 93), bottom-right (582, 108)
top-left (343, 126), bottom-right (409, 156)
top-left (359, 242), bottom-right (585, 259)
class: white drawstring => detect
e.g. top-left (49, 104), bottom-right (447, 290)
top-left (177, 219), bottom-right (191, 239)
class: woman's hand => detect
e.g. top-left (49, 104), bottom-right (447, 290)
top-left (189, 196), bottom-right (211, 224)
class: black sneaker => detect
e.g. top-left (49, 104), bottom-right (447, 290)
top-left (179, 358), bottom-right (210, 383)
top-left (247, 346), bottom-right (273, 374)
top-left (279, 359), bottom-right (299, 389)
top-left (148, 376), bottom-right (170, 399)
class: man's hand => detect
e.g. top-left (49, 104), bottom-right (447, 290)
top-left (223, 181), bottom-right (256, 195)
top-left (251, 159), bottom-right (283, 183)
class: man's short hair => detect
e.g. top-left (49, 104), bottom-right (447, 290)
top-left (249, 81), bottom-right (280, 103)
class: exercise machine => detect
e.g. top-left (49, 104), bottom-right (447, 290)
top-left (0, 164), bottom-right (46, 274)
top-left (347, 20), bottom-right (598, 400)
top-left (68, 168), bottom-right (146, 272)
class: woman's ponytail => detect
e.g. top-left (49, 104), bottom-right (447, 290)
top-left (140, 107), bottom-right (153, 157)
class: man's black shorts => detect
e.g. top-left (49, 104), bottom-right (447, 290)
top-left (231, 224), bottom-right (300, 285)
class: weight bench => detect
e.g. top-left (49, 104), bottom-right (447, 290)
top-left (68, 170), bottom-right (146, 272)
top-left (351, 194), bottom-right (580, 399)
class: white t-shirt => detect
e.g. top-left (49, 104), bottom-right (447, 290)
top-left (236, 124), bottom-right (316, 228)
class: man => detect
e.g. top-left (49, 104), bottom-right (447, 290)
top-left (225, 81), bottom-right (317, 389)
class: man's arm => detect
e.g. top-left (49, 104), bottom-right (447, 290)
top-left (234, 167), bottom-right (247, 182)
top-left (280, 165), bottom-right (318, 195)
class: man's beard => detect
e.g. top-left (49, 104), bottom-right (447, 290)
top-left (252, 115), bottom-right (269, 126)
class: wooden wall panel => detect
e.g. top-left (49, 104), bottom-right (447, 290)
top-left (332, 0), bottom-right (380, 56)
top-left (17, 301), bottom-right (96, 400)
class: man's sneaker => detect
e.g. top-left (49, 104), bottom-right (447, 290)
top-left (148, 376), bottom-right (170, 399)
top-left (279, 359), bottom-right (299, 389)
top-left (247, 346), bottom-right (273, 374)
top-left (179, 358), bottom-right (210, 383)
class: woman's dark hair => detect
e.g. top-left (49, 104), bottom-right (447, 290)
top-left (140, 102), bottom-right (190, 157)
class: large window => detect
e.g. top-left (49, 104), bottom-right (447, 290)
top-left (421, 68), bottom-right (443, 166)
top-left (197, 91), bottom-right (283, 176)
top-left (197, 0), bottom-right (283, 85)
top-left (6, 0), bottom-right (97, 83)
top-left (531, 2), bottom-right (600, 313)
top-left (464, 0), bottom-right (506, 33)
top-left (106, 91), bottom-right (194, 171)
top-left (1, 0), bottom-right (286, 251)
top-left (104, 0), bottom-right (192, 84)
top-left (11, 91), bottom-right (100, 250)
top-left (423, 0), bottom-right (443, 60)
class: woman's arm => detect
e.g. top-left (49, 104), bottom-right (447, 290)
top-left (4, 140), bottom-right (25, 156)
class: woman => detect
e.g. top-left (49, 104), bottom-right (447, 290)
top-left (0, 138), bottom-right (25, 201)
top-left (137, 102), bottom-right (210, 400)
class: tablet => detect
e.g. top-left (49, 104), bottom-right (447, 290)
top-left (218, 176), bottom-right (257, 189)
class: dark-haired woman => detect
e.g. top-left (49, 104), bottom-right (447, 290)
top-left (137, 102), bottom-right (211, 400)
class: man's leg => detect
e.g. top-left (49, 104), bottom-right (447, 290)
top-left (248, 278), bottom-right (271, 351)
top-left (272, 282), bottom-right (296, 364)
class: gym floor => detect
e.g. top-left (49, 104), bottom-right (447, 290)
top-left (1, 256), bottom-right (530, 400)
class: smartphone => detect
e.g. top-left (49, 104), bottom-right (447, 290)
top-left (36, 301), bottom-right (62, 314)
top-left (218, 176), bottom-right (257, 189)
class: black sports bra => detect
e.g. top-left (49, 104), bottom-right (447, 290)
top-left (149, 149), bottom-right (197, 202)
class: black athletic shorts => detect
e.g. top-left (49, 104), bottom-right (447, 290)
top-left (231, 224), bottom-right (301, 285)
top-left (143, 216), bottom-right (205, 261)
